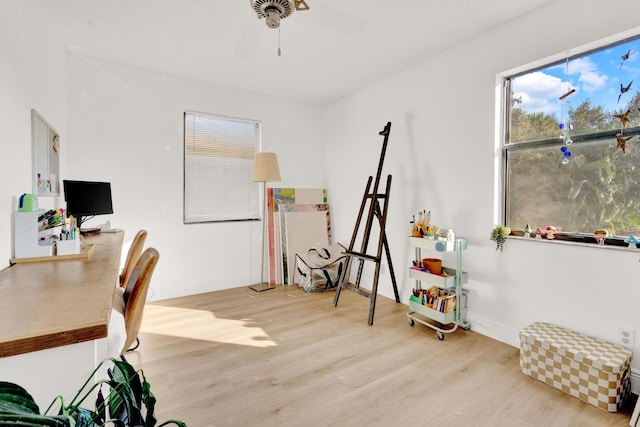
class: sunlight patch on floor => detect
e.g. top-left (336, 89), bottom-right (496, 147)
top-left (140, 304), bottom-right (277, 348)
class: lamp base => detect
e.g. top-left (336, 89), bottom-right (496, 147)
top-left (249, 282), bottom-right (275, 292)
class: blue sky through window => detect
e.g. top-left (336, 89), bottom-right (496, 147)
top-left (511, 37), bottom-right (640, 123)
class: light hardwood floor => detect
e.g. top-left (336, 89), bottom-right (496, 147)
top-left (127, 286), bottom-right (636, 426)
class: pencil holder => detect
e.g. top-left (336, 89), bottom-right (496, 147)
top-left (56, 239), bottom-right (81, 256)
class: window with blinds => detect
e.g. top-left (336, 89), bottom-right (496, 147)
top-left (183, 111), bottom-right (260, 223)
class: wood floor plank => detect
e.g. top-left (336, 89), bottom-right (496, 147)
top-left (127, 285), bottom-right (636, 426)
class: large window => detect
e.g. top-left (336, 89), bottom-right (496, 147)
top-left (184, 111), bottom-right (260, 223)
top-left (503, 34), bottom-right (640, 245)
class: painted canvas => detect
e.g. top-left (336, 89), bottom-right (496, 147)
top-left (284, 210), bottom-right (330, 285)
top-left (267, 188), bottom-right (327, 285)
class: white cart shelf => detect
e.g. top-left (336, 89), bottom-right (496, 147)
top-left (407, 236), bottom-right (471, 340)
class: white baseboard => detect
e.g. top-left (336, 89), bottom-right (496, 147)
top-left (631, 370), bottom-right (640, 396)
top-left (466, 313), bottom-right (521, 348)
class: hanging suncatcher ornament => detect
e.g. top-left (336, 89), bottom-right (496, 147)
top-left (558, 57), bottom-right (575, 165)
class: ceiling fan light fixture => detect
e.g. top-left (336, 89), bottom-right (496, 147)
top-left (265, 7), bottom-right (282, 28)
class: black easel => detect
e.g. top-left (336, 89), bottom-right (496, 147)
top-left (333, 122), bottom-right (399, 325)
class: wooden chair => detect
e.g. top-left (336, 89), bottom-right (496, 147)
top-left (119, 229), bottom-right (147, 288)
top-left (121, 247), bottom-right (159, 354)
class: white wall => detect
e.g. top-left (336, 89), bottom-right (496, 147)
top-left (325, 0), bottom-right (640, 386)
top-left (0, 1), bottom-right (67, 267)
top-left (0, 0), bottom-right (77, 410)
top-left (65, 55), bottom-right (326, 300)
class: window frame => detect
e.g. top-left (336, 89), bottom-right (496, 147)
top-left (499, 32), bottom-right (640, 249)
top-left (183, 110), bottom-right (261, 224)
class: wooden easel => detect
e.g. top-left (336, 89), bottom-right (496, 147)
top-left (333, 121), bottom-right (400, 325)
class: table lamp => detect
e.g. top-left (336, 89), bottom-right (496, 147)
top-left (250, 152), bottom-right (281, 292)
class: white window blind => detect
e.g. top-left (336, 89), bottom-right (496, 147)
top-left (184, 111), bottom-right (260, 223)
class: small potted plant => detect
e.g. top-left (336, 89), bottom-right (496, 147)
top-left (490, 225), bottom-right (511, 252)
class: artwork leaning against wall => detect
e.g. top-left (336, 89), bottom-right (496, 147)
top-left (502, 32), bottom-right (640, 246)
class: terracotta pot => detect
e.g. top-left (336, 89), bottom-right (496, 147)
top-left (422, 258), bottom-right (442, 275)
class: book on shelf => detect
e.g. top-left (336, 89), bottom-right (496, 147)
top-left (412, 286), bottom-right (468, 314)
top-left (413, 286), bottom-right (456, 314)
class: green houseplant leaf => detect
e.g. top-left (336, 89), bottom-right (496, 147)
top-left (0, 381), bottom-right (41, 415)
top-left (0, 382), bottom-right (71, 426)
top-left (140, 376), bottom-right (157, 427)
top-left (0, 357), bottom-right (185, 427)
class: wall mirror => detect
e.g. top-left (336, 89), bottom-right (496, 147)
top-left (31, 109), bottom-right (60, 196)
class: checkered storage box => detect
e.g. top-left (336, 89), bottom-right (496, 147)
top-left (519, 322), bottom-right (632, 412)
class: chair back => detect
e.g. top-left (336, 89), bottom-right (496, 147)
top-left (121, 247), bottom-right (159, 354)
top-left (119, 229), bottom-right (147, 288)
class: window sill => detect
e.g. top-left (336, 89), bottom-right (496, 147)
top-left (508, 232), bottom-right (640, 252)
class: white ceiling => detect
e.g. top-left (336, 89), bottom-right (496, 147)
top-left (46, 0), bottom-right (552, 105)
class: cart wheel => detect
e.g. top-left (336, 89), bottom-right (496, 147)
top-left (437, 332), bottom-right (444, 340)
top-left (409, 318), bottom-right (415, 327)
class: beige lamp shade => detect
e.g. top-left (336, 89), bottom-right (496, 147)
top-left (252, 152), bottom-right (281, 182)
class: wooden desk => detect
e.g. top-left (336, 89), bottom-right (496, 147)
top-left (0, 232), bottom-right (124, 358)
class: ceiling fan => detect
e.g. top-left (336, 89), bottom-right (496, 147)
top-left (250, 0), bottom-right (310, 29)
top-left (238, 1), bottom-right (364, 58)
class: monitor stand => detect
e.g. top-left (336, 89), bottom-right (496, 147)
top-left (80, 227), bottom-right (101, 235)
top-left (74, 215), bottom-right (99, 235)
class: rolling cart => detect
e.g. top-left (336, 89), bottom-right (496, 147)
top-left (407, 236), bottom-right (470, 340)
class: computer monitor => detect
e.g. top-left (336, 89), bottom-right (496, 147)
top-left (63, 180), bottom-right (113, 231)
